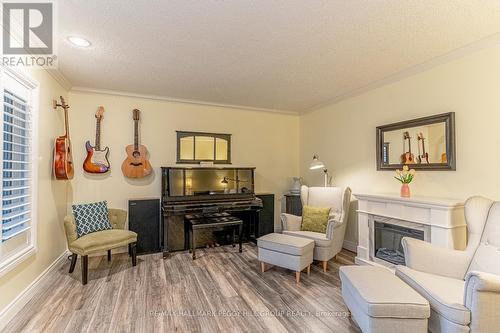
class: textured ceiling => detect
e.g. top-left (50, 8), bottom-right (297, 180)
top-left (57, 0), bottom-right (500, 113)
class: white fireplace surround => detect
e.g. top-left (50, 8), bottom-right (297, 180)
top-left (354, 193), bottom-right (466, 267)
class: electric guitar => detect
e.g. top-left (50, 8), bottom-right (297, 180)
top-left (83, 106), bottom-right (110, 173)
top-left (121, 109), bottom-right (152, 178)
top-left (53, 96), bottom-right (74, 180)
top-left (400, 131), bottom-right (415, 164)
top-left (416, 132), bottom-right (430, 164)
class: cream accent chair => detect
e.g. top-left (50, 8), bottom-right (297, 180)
top-left (281, 185), bottom-right (351, 272)
top-left (396, 196), bottom-right (500, 333)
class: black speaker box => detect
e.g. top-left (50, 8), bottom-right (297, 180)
top-left (128, 198), bottom-right (161, 255)
top-left (256, 194), bottom-right (275, 238)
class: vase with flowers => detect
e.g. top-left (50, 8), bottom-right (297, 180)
top-left (394, 165), bottom-right (415, 198)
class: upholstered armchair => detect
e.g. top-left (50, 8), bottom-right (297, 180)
top-left (396, 196), bottom-right (500, 333)
top-left (63, 208), bottom-right (138, 285)
top-left (281, 185), bottom-right (352, 272)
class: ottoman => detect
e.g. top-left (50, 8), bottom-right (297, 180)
top-left (257, 233), bottom-right (314, 283)
top-left (339, 266), bottom-right (430, 333)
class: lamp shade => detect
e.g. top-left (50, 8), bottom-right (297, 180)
top-left (309, 155), bottom-right (325, 170)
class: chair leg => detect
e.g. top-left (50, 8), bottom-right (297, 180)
top-left (131, 243), bottom-right (137, 266)
top-left (295, 271), bottom-right (301, 283)
top-left (128, 243), bottom-right (132, 257)
top-left (82, 255), bottom-right (88, 285)
top-left (322, 261), bottom-right (328, 272)
top-left (107, 250), bottom-right (111, 262)
top-left (307, 264), bottom-right (311, 276)
top-left (69, 253), bottom-right (77, 273)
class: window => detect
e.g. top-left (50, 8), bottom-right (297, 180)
top-left (0, 68), bottom-right (38, 276)
top-left (177, 131), bottom-right (231, 164)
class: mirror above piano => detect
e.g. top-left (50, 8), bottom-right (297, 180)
top-left (376, 112), bottom-right (456, 170)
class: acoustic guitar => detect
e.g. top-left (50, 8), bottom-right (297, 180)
top-left (53, 96), bottom-right (74, 180)
top-left (83, 106), bottom-right (110, 173)
top-left (416, 132), bottom-right (430, 164)
top-left (400, 131), bottom-right (415, 164)
top-left (121, 109), bottom-right (152, 178)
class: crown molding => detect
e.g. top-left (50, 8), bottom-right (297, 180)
top-left (303, 32), bottom-right (500, 114)
top-left (45, 69), bottom-right (72, 91)
top-left (70, 87), bottom-right (298, 116)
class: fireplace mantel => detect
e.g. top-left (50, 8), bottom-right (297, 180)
top-left (354, 193), bottom-right (466, 267)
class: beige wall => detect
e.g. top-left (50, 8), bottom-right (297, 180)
top-left (300, 44), bottom-right (500, 246)
top-left (0, 70), bottom-right (69, 311)
top-left (67, 91), bottom-right (299, 228)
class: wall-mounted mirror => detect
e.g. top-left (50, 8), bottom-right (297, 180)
top-left (177, 131), bottom-right (231, 164)
top-left (376, 112), bottom-right (455, 170)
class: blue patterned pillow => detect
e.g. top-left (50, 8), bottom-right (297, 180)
top-left (72, 201), bottom-right (112, 237)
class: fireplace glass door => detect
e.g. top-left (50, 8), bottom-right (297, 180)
top-left (374, 221), bottom-right (424, 265)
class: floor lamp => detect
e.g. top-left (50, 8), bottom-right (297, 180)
top-left (309, 154), bottom-right (331, 187)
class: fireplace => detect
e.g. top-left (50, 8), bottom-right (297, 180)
top-left (368, 217), bottom-right (431, 267)
top-left (373, 221), bottom-right (424, 265)
top-left (354, 193), bottom-right (466, 267)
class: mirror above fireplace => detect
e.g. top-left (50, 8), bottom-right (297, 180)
top-left (376, 112), bottom-right (456, 170)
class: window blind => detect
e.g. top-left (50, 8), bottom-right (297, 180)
top-left (2, 89), bottom-right (31, 242)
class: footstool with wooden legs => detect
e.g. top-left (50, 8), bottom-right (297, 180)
top-left (257, 233), bottom-right (314, 283)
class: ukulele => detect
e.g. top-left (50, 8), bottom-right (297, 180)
top-left (400, 131), bottom-right (415, 164)
top-left (416, 132), bottom-right (430, 164)
top-left (83, 106), bottom-right (110, 173)
top-left (121, 109), bottom-right (152, 178)
top-left (53, 96), bottom-right (74, 180)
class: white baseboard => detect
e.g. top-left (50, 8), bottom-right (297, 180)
top-left (0, 250), bottom-right (69, 332)
top-left (342, 240), bottom-right (358, 253)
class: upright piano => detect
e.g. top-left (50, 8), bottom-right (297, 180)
top-left (161, 166), bottom-right (263, 257)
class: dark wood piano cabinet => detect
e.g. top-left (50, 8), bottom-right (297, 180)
top-left (161, 167), bottom-right (262, 257)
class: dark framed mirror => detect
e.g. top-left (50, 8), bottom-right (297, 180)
top-left (376, 112), bottom-right (456, 170)
top-left (176, 131), bottom-right (231, 164)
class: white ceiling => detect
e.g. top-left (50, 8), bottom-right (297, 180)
top-left (57, 0), bottom-right (500, 113)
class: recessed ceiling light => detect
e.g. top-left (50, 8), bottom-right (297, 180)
top-left (67, 36), bottom-right (91, 48)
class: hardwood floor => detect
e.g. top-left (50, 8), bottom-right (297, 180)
top-left (2, 244), bottom-right (359, 333)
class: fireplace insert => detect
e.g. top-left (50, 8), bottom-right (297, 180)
top-left (374, 221), bottom-right (424, 265)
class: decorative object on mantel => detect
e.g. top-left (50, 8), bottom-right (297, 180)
top-left (353, 193), bottom-right (466, 268)
top-left (290, 177), bottom-right (302, 194)
top-left (309, 154), bottom-right (332, 187)
top-left (394, 165), bottom-right (415, 197)
top-left (376, 112), bottom-right (456, 170)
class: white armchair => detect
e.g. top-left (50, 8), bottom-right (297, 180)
top-left (396, 196), bottom-right (500, 333)
top-left (281, 185), bottom-right (351, 272)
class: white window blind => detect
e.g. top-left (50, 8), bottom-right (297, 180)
top-left (2, 89), bottom-right (32, 241)
top-left (0, 68), bottom-right (37, 276)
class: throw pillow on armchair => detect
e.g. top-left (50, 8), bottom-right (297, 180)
top-left (300, 206), bottom-right (330, 233)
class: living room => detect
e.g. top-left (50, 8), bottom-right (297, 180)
top-left (0, 1), bottom-right (499, 333)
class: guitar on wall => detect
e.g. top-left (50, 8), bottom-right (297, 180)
top-left (400, 131), bottom-right (415, 164)
top-left (416, 132), bottom-right (430, 164)
top-left (53, 96), bottom-right (74, 180)
top-left (83, 106), bottom-right (110, 173)
top-left (121, 109), bottom-right (152, 178)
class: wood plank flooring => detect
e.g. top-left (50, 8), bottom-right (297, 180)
top-left (2, 243), bottom-right (359, 333)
